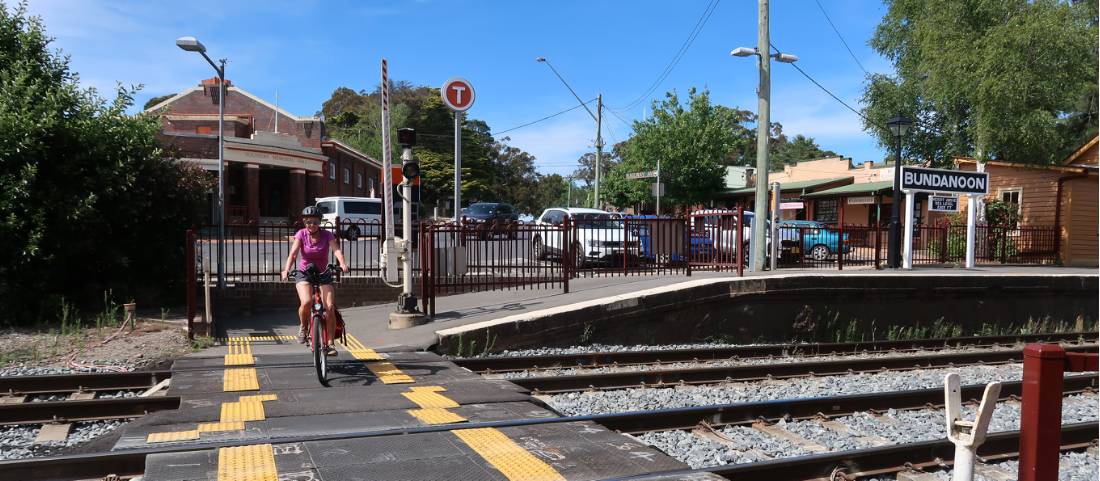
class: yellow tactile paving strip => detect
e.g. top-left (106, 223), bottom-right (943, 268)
top-left (223, 368), bottom-right (260, 392)
top-left (408, 407), bottom-right (467, 425)
top-left (217, 444), bottom-right (277, 481)
top-left (224, 339), bottom-right (254, 366)
top-left (402, 386), bottom-right (460, 408)
top-left (341, 334), bottom-right (386, 361)
top-left (146, 430), bottom-right (200, 443)
top-left (366, 362), bottom-right (415, 384)
top-left (220, 400), bottom-right (267, 422)
top-left (198, 421), bottom-right (245, 433)
top-left (146, 394), bottom-right (277, 443)
top-left (452, 428), bottom-right (567, 481)
top-left (222, 335), bottom-right (296, 342)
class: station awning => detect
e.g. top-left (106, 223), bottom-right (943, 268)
top-left (803, 180), bottom-right (894, 198)
top-left (721, 176), bottom-right (853, 196)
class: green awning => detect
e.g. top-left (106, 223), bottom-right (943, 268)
top-left (722, 176), bottom-right (853, 196)
top-left (803, 180), bottom-right (894, 198)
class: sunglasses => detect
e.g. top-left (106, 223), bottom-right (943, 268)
top-left (303, 220), bottom-right (321, 225)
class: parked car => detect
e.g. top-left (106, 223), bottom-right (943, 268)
top-left (463, 202), bottom-right (519, 239)
top-left (315, 196), bottom-right (380, 240)
top-left (531, 208), bottom-right (636, 266)
top-left (778, 220), bottom-right (851, 260)
top-left (624, 215), bottom-right (713, 261)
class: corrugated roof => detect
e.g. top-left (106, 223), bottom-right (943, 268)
top-left (722, 176), bottom-right (852, 195)
top-left (803, 180), bottom-right (895, 198)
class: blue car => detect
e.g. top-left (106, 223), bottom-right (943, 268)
top-left (625, 215), bottom-right (714, 261)
top-left (778, 220), bottom-right (851, 261)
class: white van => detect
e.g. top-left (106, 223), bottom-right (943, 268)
top-left (314, 196), bottom-right (381, 241)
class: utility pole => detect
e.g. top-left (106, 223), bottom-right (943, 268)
top-left (752, 0), bottom-right (771, 272)
top-left (595, 94), bottom-right (603, 209)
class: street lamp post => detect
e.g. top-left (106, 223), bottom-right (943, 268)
top-left (177, 36), bottom-right (227, 289)
top-left (731, 20), bottom-right (798, 272)
top-left (536, 57), bottom-right (603, 209)
top-left (886, 114), bottom-right (912, 269)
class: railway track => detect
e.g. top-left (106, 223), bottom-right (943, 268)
top-left (509, 344), bottom-right (1097, 394)
top-left (1, 374), bottom-right (1094, 481)
top-left (453, 332), bottom-right (1095, 373)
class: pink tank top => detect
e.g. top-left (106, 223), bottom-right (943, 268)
top-left (295, 228), bottom-right (334, 271)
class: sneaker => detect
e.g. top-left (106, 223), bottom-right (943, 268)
top-left (324, 345), bottom-right (338, 356)
top-left (297, 327), bottom-right (308, 344)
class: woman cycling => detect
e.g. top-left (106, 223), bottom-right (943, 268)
top-left (281, 206), bottom-right (349, 354)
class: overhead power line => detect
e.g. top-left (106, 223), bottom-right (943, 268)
top-left (613, 0), bottom-right (721, 112)
top-left (494, 99), bottom-right (596, 136)
top-left (814, 0), bottom-right (869, 76)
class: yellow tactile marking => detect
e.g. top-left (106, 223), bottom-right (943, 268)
top-left (223, 368), bottom-right (260, 392)
top-left (366, 362), bottom-right (415, 384)
top-left (410, 386), bottom-right (447, 393)
top-left (224, 335), bottom-right (295, 342)
top-left (451, 427), bottom-right (567, 481)
top-left (217, 443), bottom-right (277, 481)
top-left (220, 400), bottom-right (266, 422)
top-left (239, 393), bottom-right (278, 403)
top-left (198, 421), bottom-right (245, 433)
top-left (225, 340), bottom-right (255, 366)
top-left (402, 386), bottom-right (460, 408)
top-left (407, 408), bottom-right (468, 425)
top-left (146, 430), bottom-right (200, 443)
top-left (341, 334), bottom-right (386, 361)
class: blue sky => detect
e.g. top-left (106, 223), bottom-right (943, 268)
top-left (26, 0), bottom-right (895, 177)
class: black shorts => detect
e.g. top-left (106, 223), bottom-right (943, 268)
top-left (292, 270), bottom-right (333, 285)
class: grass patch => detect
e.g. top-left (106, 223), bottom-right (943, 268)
top-left (190, 335), bottom-right (216, 350)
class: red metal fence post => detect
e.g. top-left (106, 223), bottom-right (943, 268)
top-left (682, 217), bottom-right (691, 277)
top-left (736, 206), bottom-right (745, 277)
top-left (837, 207), bottom-right (845, 271)
top-left (185, 229), bottom-right (196, 340)
top-left (1018, 343), bottom-right (1067, 481)
top-left (562, 215), bottom-right (571, 294)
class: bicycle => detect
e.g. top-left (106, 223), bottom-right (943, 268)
top-left (291, 263), bottom-right (345, 386)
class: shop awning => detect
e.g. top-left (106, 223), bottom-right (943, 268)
top-left (803, 180), bottom-right (894, 198)
top-left (721, 176), bottom-right (853, 196)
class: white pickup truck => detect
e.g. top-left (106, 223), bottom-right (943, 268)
top-left (531, 208), bottom-right (636, 267)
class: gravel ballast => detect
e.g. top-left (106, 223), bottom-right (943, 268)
top-left (0, 419), bottom-right (130, 460)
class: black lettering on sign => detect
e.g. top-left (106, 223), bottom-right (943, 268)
top-left (900, 167), bottom-right (989, 194)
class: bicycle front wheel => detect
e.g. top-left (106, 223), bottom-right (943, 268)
top-left (312, 316), bottom-right (328, 386)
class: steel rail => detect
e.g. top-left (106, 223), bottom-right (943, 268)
top-left (511, 345), bottom-right (1097, 394)
top-left (1, 375), bottom-right (1093, 481)
top-left (454, 332), bottom-right (1095, 373)
top-left (0, 396), bottom-right (181, 425)
top-left (0, 371), bottom-right (171, 396)
top-left (601, 422), bottom-right (1098, 481)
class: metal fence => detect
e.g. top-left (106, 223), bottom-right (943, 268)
top-left (187, 217), bottom-right (1060, 318)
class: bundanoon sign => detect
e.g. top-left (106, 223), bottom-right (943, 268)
top-left (901, 166), bottom-right (989, 195)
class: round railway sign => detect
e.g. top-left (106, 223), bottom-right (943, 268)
top-left (441, 77), bottom-right (475, 112)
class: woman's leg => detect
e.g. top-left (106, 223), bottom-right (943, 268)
top-left (320, 284), bottom-right (337, 345)
top-left (295, 282), bottom-right (312, 333)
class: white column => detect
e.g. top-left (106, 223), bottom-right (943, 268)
top-left (902, 191), bottom-right (915, 269)
top-left (965, 194), bottom-right (977, 268)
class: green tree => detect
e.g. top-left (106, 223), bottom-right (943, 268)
top-left (142, 93), bottom-right (174, 111)
top-left (771, 134), bottom-right (839, 170)
top-left (863, 0), bottom-right (1098, 165)
top-left (606, 88), bottom-right (742, 207)
top-left (1, 1), bottom-right (211, 323)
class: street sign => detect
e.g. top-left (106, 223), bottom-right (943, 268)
top-left (901, 166), bottom-right (989, 195)
top-left (848, 196), bottom-right (875, 205)
top-left (651, 182), bottom-right (665, 196)
top-left (441, 77), bottom-right (475, 111)
top-left (930, 195), bottom-right (959, 212)
top-left (779, 201), bottom-right (804, 210)
top-left (626, 170), bottom-right (658, 180)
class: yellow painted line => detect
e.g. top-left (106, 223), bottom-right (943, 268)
top-left (147, 430), bottom-right (200, 443)
top-left (367, 362), bottom-right (415, 384)
top-left (408, 408), bottom-right (467, 425)
top-left (221, 400), bottom-right (266, 422)
top-left (402, 386), bottom-right (459, 408)
top-left (223, 368), bottom-right (260, 392)
top-left (198, 421), bottom-right (245, 433)
top-left (217, 444), bottom-right (277, 481)
top-left (452, 428), bottom-right (566, 481)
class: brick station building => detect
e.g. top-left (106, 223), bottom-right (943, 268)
top-left (146, 78), bottom-right (382, 223)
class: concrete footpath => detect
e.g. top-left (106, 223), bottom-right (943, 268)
top-left (207, 266), bottom-right (1098, 356)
